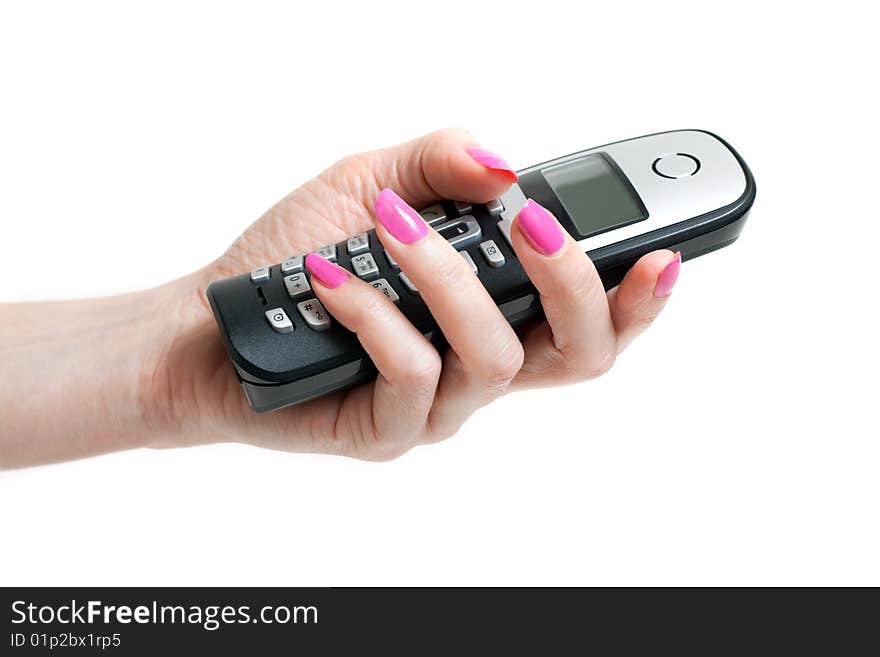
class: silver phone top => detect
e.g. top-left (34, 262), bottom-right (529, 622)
top-left (498, 130), bottom-right (748, 252)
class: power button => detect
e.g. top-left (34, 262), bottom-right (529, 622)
top-left (652, 153), bottom-right (701, 179)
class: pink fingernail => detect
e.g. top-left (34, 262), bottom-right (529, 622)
top-left (466, 147), bottom-right (518, 181)
top-left (305, 253), bottom-right (349, 288)
top-left (516, 199), bottom-right (565, 255)
top-left (374, 188), bottom-right (428, 244)
top-left (654, 252), bottom-right (682, 298)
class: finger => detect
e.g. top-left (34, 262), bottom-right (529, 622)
top-left (325, 127), bottom-right (518, 211)
top-left (303, 253), bottom-right (442, 460)
top-left (507, 200), bottom-right (618, 388)
top-left (372, 189), bottom-right (524, 438)
top-left (607, 251), bottom-right (681, 352)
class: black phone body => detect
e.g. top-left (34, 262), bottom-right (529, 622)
top-left (207, 130), bottom-right (756, 412)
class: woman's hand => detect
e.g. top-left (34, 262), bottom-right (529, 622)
top-left (155, 128), bottom-right (681, 461)
top-left (0, 128), bottom-right (681, 467)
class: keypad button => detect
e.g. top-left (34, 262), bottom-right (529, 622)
top-left (314, 244), bottom-right (337, 262)
top-left (399, 272), bottom-right (419, 295)
top-left (284, 272), bottom-right (312, 298)
top-left (297, 298), bottom-right (331, 331)
top-left (347, 233), bottom-right (369, 255)
top-left (385, 251), bottom-right (399, 269)
top-left (461, 250), bottom-right (478, 274)
top-left (485, 198), bottom-right (504, 215)
top-left (453, 201), bottom-right (472, 215)
top-left (370, 278), bottom-right (400, 303)
top-left (250, 266), bottom-right (270, 283)
top-left (419, 203), bottom-right (447, 226)
top-left (479, 240), bottom-right (505, 268)
top-left (350, 253), bottom-right (380, 279)
top-left (435, 216), bottom-right (482, 250)
top-left (265, 307), bottom-right (293, 334)
top-left (281, 255), bottom-right (303, 273)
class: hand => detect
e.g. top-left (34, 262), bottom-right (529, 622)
top-left (0, 128), bottom-right (681, 467)
top-left (155, 128), bottom-right (682, 460)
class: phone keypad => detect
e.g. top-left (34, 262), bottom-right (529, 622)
top-left (297, 299), bottom-right (331, 331)
top-left (262, 200), bottom-right (507, 333)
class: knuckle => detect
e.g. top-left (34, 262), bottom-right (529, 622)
top-left (401, 350), bottom-right (442, 391)
top-left (578, 349), bottom-right (617, 381)
top-left (479, 342), bottom-right (525, 390)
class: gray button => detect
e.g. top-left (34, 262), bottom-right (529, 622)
top-left (265, 307), bottom-right (293, 334)
top-left (453, 201), bottom-right (472, 215)
top-left (250, 266), bottom-right (270, 283)
top-left (370, 278), bottom-right (400, 303)
top-left (284, 272), bottom-right (312, 298)
top-left (434, 216), bottom-right (482, 250)
top-left (350, 253), bottom-right (379, 279)
top-left (297, 298), bottom-right (331, 331)
top-left (399, 272), bottom-right (419, 295)
top-left (461, 250), bottom-right (478, 274)
top-left (419, 203), bottom-right (446, 226)
top-left (479, 239), bottom-right (505, 268)
top-left (385, 251), bottom-right (399, 269)
top-left (314, 244), bottom-right (337, 261)
top-left (652, 153), bottom-right (700, 179)
top-left (485, 198), bottom-right (504, 215)
top-left (281, 255), bottom-right (303, 273)
top-left (347, 233), bottom-right (369, 255)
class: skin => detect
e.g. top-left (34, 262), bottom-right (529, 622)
top-left (0, 128), bottom-right (678, 468)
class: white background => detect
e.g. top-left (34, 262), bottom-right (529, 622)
top-left (1, 1), bottom-right (877, 586)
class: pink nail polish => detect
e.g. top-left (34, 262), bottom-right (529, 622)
top-left (654, 252), bottom-right (681, 298)
top-left (305, 253), bottom-right (349, 288)
top-left (374, 188), bottom-right (428, 244)
top-left (516, 199), bottom-right (565, 255)
top-left (466, 147), bottom-right (518, 181)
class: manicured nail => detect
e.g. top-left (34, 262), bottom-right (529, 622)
top-left (654, 252), bottom-right (682, 298)
top-left (305, 253), bottom-right (349, 288)
top-left (466, 147), bottom-right (517, 181)
top-left (516, 199), bottom-right (565, 255)
top-left (374, 188), bottom-right (428, 244)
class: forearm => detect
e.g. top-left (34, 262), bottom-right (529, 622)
top-left (0, 272), bottom-right (211, 468)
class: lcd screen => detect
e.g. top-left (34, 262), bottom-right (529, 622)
top-left (542, 154), bottom-right (646, 238)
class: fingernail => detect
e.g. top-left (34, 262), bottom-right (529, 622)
top-left (516, 199), bottom-right (565, 255)
top-left (654, 252), bottom-right (682, 298)
top-left (374, 188), bottom-right (428, 244)
top-left (466, 147), bottom-right (517, 181)
top-left (305, 253), bottom-right (349, 288)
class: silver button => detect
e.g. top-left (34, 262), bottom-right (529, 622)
top-left (347, 233), bottom-right (369, 255)
top-left (434, 216), bottom-right (482, 250)
top-left (281, 255), bottom-right (303, 273)
top-left (652, 153), bottom-right (700, 179)
top-left (485, 198), bottom-right (504, 215)
top-left (250, 266), bottom-right (270, 283)
top-left (314, 244), bottom-right (337, 261)
top-left (419, 203), bottom-right (447, 226)
top-left (385, 251), bottom-right (399, 269)
top-left (399, 272), bottom-right (419, 295)
top-left (297, 298), bottom-right (331, 331)
top-left (265, 307), bottom-right (293, 334)
top-left (453, 201), bottom-right (472, 215)
top-left (350, 253), bottom-right (379, 279)
top-left (370, 278), bottom-right (400, 303)
top-left (283, 272), bottom-right (312, 298)
top-left (479, 240), bottom-right (505, 268)
top-left (461, 250), bottom-right (478, 274)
